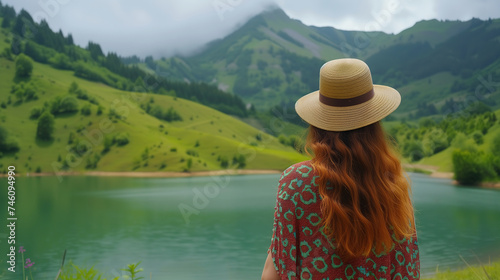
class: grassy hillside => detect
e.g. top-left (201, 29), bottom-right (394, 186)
top-left (0, 56), bottom-right (307, 175)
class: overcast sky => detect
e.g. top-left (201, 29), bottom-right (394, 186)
top-left (2, 0), bottom-right (500, 58)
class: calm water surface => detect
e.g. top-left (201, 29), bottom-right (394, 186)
top-left (1, 173), bottom-right (500, 279)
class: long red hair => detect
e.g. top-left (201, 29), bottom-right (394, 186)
top-left (306, 122), bottom-right (415, 258)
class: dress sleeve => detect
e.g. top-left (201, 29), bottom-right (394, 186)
top-left (267, 181), bottom-right (280, 254)
top-left (269, 170), bottom-right (299, 279)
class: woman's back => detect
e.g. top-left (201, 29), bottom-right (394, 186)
top-left (269, 160), bottom-right (420, 279)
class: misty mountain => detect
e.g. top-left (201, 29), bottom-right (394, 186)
top-left (135, 8), bottom-right (500, 118)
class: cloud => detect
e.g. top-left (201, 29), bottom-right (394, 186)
top-left (2, 0), bottom-right (500, 58)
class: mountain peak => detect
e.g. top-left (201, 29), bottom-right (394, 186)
top-left (260, 7), bottom-right (289, 18)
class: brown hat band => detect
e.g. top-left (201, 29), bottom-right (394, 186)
top-left (319, 89), bottom-right (375, 107)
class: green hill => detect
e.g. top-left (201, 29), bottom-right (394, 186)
top-left (0, 57), bottom-right (307, 174)
top-left (0, 5), bottom-right (308, 175)
top-left (137, 9), bottom-right (500, 119)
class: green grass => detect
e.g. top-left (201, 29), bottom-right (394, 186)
top-left (418, 148), bottom-right (454, 172)
top-left (0, 56), bottom-right (307, 174)
top-left (424, 260), bottom-right (500, 280)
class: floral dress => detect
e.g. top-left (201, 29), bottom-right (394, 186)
top-left (269, 161), bottom-right (420, 280)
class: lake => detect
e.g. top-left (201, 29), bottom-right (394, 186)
top-left (1, 173), bottom-right (500, 279)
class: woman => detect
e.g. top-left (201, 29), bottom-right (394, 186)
top-left (262, 58), bottom-right (419, 279)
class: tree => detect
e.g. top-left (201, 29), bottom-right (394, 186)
top-left (80, 104), bottom-right (91, 116)
top-left (145, 55), bottom-right (156, 69)
top-left (15, 54), bottom-right (34, 78)
top-left (50, 95), bottom-right (78, 115)
top-left (114, 133), bottom-right (129, 146)
top-left (30, 107), bottom-right (44, 119)
top-left (68, 81), bottom-right (79, 93)
top-left (403, 140), bottom-right (424, 162)
top-left (235, 154), bottom-right (246, 169)
top-left (0, 127), bottom-right (20, 153)
top-left (471, 131), bottom-right (484, 145)
top-left (50, 53), bottom-right (72, 69)
top-left (491, 132), bottom-right (500, 157)
top-left (452, 150), bottom-right (493, 185)
top-left (87, 41), bottom-right (104, 60)
top-left (36, 111), bottom-right (55, 141)
top-left (220, 156), bottom-right (229, 168)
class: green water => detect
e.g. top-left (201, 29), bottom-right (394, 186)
top-left (1, 173), bottom-right (500, 279)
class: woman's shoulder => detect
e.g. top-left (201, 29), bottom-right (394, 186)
top-left (279, 160), bottom-right (316, 182)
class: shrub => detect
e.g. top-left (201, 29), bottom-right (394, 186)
top-left (141, 148), bottom-right (149, 161)
top-left (0, 127), bottom-right (20, 153)
top-left (491, 132), bottom-right (500, 157)
top-left (36, 112), bottom-right (55, 141)
top-left (68, 132), bottom-right (76, 144)
top-left (186, 149), bottom-right (199, 157)
top-left (30, 107), bottom-right (44, 119)
top-left (102, 136), bottom-right (113, 154)
top-left (49, 53), bottom-right (72, 70)
top-left (145, 104), bottom-right (183, 122)
top-left (452, 149), bottom-right (493, 185)
top-left (185, 158), bottom-right (193, 171)
top-left (74, 62), bottom-right (106, 83)
top-left (85, 153), bottom-right (101, 169)
top-left (80, 104), bottom-right (91, 116)
top-left (15, 54), bottom-right (33, 78)
top-left (403, 140), bottom-right (424, 162)
top-left (451, 133), bottom-right (478, 153)
top-left (23, 86), bottom-right (37, 101)
top-left (471, 131), bottom-right (484, 145)
top-left (97, 105), bottom-right (104, 115)
top-left (485, 154), bottom-right (500, 176)
top-left (233, 154), bottom-right (246, 168)
top-left (1, 47), bottom-right (13, 60)
top-left (68, 81), bottom-right (79, 93)
top-left (51, 95), bottom-right (79, 115)
top-left (114, 132), bottom-right (130, 146)
top-left (278, 134), bottom-right (288, 145)
top-left (220, 156), bottom-right (229, 168)
top-left (11, 82), bottom-right (38, 103)
top-left (256, 133), bottom-right (262, 141)
top-left (72, 139), bottom-right (90, 157)
top-left (108, 108), bottom-right (122, 120)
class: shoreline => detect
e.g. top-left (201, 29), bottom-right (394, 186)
top-left (3, 169), bottom-right (282, 179)
top-left (404, 164), bottom-right (500, 190)
top-left (4, 166), bottom-right (499, 189)
top-left (403, 163), bottom-right (454, 179)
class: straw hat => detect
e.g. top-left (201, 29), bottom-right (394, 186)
top-left (295, 58), bottom-right (400, 131)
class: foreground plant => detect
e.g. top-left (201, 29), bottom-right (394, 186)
top-left (121, 262), bottom-right (144, 280)
top-left (18, 246), bottom-right (35, 280)
top-left (57, 258), bottom-right (144, 280)
top-left (58, 263), bottom-right (118, 280)
top-left (25, 258), bottom-right (35, 280)
top-left (18, 246), bottom-right (26, 280)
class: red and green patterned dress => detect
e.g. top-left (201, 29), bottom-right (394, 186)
top-left (269, 161), bottom-right (420, 280)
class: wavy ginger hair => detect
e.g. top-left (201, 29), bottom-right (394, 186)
top-left (306, 121), bottom-right (415, 258)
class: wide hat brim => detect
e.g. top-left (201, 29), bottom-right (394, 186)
top-left (295, 84), bottom-right (401, 131)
